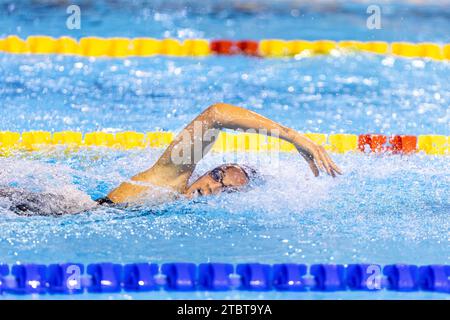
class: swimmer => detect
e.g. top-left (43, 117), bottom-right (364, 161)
top-left (104, 103), bottom-right (341, 202)
top-left (1, 103), bottom-right (341, 215)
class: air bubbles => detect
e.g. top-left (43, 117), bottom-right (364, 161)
top-left (381, 57), bottom-right (395, 67)
top-left (63, 116), bottom-right (74, 125)
top-left (411, 59), bottom-right (425, 69)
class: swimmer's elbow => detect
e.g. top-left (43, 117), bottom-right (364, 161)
top-left (204, 103), bottom-right (230, 123)
top-left (205, 103), bottom-right (224, 115)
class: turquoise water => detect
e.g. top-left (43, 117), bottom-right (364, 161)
top-left (1, 53), bottom-right (449, 135)
top-left (1, 0), bottom-right (450, 42)
top-left (0, 151), bottom-right (448, 299)
top-left (0, 0), bottom-right (449, 299)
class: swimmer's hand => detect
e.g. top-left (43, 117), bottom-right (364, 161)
top-left (293, 135), bottom-right (342, 177)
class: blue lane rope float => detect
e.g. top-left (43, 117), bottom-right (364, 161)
top-left (0, 263), bottom-right (448, 295)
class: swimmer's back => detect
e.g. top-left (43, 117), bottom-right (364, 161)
top-left (0, 187), bottom-right (96, 216)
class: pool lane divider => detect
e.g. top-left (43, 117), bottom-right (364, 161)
top-left (1, 35), bottom-right (450, 60)
top-left (0, 131), bottom-right (448, 155)
top-left (0, 263), bottom-right (448, 294)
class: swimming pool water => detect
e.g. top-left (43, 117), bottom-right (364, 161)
top-left (0, 149), bottom-right (448, 299)
top-left (0, 0), bottom-right (449, 299)
top-left (1, 0), bottom-right (450, 42)
top-left (1, 53), bottom-right (449, 135)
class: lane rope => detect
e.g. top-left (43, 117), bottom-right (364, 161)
top-left (0, 131), bottom-right (448, 155)
top-left (0, 36), bottom-right (449, 60)
top-left (0, 262), bottom-right (448, 294)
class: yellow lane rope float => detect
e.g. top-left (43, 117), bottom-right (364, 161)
top-left (0, 131), bottom-right (448, 155)
top-left (0, 36), bottom-right (449, 60)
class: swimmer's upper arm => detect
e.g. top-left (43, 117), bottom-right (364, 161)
top-left (128, 104), bottom-right (220, 188)
top-left (108, 105), bottom-right (221, 202)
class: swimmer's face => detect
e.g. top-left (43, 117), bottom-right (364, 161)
top-left (184, 164), bottom-right (250, 198)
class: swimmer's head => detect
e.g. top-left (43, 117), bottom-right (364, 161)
top-left (184, 164), bottom-right (257, 198)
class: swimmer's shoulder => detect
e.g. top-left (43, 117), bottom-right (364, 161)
top-left (106, 180), bottom-right (182, 206)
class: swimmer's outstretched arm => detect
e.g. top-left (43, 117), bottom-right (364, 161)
top-left (107, 103), bottom-right (341, 203)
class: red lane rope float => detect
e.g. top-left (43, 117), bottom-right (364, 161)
top-left (236, 40), bottom-right (259, 56)
top-left (210, 39), bottom-right (234, 55)
top-left (210, 39), bottom-right (260, 56)
top-left (358, 134), bottom-right (421, 154)
top-left (389, 135), bottom-right (418, 154)
top-left (358, 134), bottom-right (388, 153)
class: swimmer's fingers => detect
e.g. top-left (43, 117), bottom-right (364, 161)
top-left (316, 146), bottom-right (342, 177)
top-left (322, 150), bottom-right (343, 176)
top-left (312, 145), bottom-right (339, 177)
top-left (301, 145), bottom-right (342, 178)
top-left (317, 147), bottom-right (334, 177)
top-left (300, 153), bottom-right (319, 177)
top-left (309, 148), bottom-right (326, 174)
top-left (297, 145), bottom-right (327, 176)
